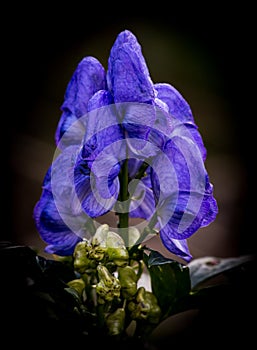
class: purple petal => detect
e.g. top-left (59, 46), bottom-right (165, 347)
top-left (87, 89), bottom-right (113, 112)
top-left (55, 111), bottom-right (86, 149)
top-left (154, 83), bottom-right (194, 123)
top-left (62, 57), bottom-right (107, 117)
top-left (159, 229), bottom-right (192, 262)
top-left (128, 158), bottom-right (144, 178)
top-left (107, 30), bottom-right (155, 104)
top-left (75, 143), bottom-right (122, 216)
top-left (74, 96), bottom-right (125, 217)
top-left (74, 158), bottom-right (120, 217)
top-left (185, 123), bottom-right (207, 161)
top-left (83, 90), bottom-right (117, 152)
top-left (81, 91), bottom-right (124, 162)
top-left (33, 189), bottom-right (82, 256)
top-left (33, 145), bottom-right (96, 255)
top-left (129, 176), bottom-right (155, 220)
top-left (55, 56), bottom-right (106, 145)
top-left (151, 135), bottom-right (218, 241)
top-left (120, 103), bottom-right (157, 145)
top-left (173, 122), bottom-right (207, 161)
top-left (154, 83), bottom-right (207, 159)
top-left (157, 187), bottom-right (218, 242)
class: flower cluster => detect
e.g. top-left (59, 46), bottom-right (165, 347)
top-left (33, 29), bottom-right (218, 263)
top-left (67, 224), bottom-right (162, 338)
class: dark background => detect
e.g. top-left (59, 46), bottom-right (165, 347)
top-left (2, 4), bottom-right (254, 258)
top-left (1, 3), bottom-right (256, 347)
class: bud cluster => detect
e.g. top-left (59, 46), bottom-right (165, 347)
top-left (66, 224), bottom-right (161, 337)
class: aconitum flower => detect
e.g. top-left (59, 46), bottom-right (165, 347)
top-left (33, 30), bottom-right (218, 262)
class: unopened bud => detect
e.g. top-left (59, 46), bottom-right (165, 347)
top-left (128, 286), bottom-right (161, 324)
top-left (106, 308), bottom-right (125, 336)
top-left (118, 266), bottom-right (137, 299)
top-left (96, 265), bottom-right (121, 303)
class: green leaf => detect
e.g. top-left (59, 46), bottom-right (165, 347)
top-left (187, 254), bottom-right (255, 289)
top-left (144, 250), bottom-right (191, 319)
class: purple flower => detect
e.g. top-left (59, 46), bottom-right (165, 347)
top-left (34, 30), bottom-right (218, 261)
top-left (33, 146), bottom-right (91, 255)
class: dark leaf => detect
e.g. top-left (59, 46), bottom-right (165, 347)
top-left (143, 250), bottom-right (191, 319)
top-left (187, 254), bottom-right (256, 289)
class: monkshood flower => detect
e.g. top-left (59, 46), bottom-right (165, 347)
top-left (34, 29), bottom-right (218, 262)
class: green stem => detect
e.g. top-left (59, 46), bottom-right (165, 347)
top-left (118, 159), bottom-right (150, 229)
top-left (118, 158), bottom-right (129, 229)
top-left (134, 212), bottom-right (158, 246)
top-left (134, 161), bottom-right (149, 179)
top-left (97, 303), bottom-right (106, 329)
top-left (135, 260), bottom-right (144, 282)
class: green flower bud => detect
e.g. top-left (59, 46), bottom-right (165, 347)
top-left (106, 231), bottom-right (129, 266)
top-left (106, 246), bottom-right (129, 267)
top-left (91, 224), bottom-right (129, 266)
top-left (118, 266), bottom-right (137, 299)
top-left (96, 265), bottom-right (121, 303)
top-left (127, 227), bottom-right (140, 247)
top-left (91, 224), bottom-right (110, 246)
top-left (67, 278), bottom-right (85, 297)
top-left (88, 245), bottom-right (106, 262)
top-left (106, 308), bottom-right (125, 336)
top-left (128, 287), bottom-right (161, 324)
top-left (97, 264), bottom-right (114, 287)
top-left (73, 241), bottom-right (92, 273)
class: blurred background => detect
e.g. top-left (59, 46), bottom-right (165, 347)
top-left (2, 4), bottom-right (255, 260)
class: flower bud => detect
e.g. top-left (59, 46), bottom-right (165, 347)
top-left (88, 245), bottom-right (106, 262)
top-left (73, 240), bottom-right (97, 273)
top-left (128, 287), bottom-right (161, 324)
top-left (106, 231), bottom-right (129, 266)
top-left (73, 241), bottom-right (90, 273)
top-left (92, 225), bottom-right (129, 266)
top-left (118, 266), bottom-right (137, 299)
top-left (106, 308), bottom-right (125, 336)
top-left (91, 224), bottom-right (110, 246)
top-left (106, 246), bottom-right (129, 267)
top-left (96, 265), bottom-right (121, 303)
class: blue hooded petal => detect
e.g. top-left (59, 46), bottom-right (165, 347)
top-left (55, 56), bottom-right (106, 146)
top-left (33, 189), bottom-right (82, 256)
top-left (73, 157), bottom-right (120, 217)
top-left (157, 186), bottom-right (218, 242)
top-left (159, 230), bottom-right (192, 262)
top-left (82, 90), bottom-right (118, 158)
top-left (182, 122), bottom-right (207, 161)
top-left (128, 158), bottom-right (144, 178)
top-left (107, 30), bottom-right (155, 104)
top-left (33, 145), bottom-right (93, 255)
top-left (154, 83), bottom-right (194, 123)
top-left (129, 176), bottom-right (155, 220)
top-left (154, 83), bottom-right (206, 160)
top-left (118, 103), bottom-right (157, 145)
top-left (74, 96), bottom-right (125, 217)
top-left (151, 134), bottom-right (218, 242)
top-left (107, 30), bottom-right (156, 145)
top-left (127, 161), bottom-right (155, 220)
